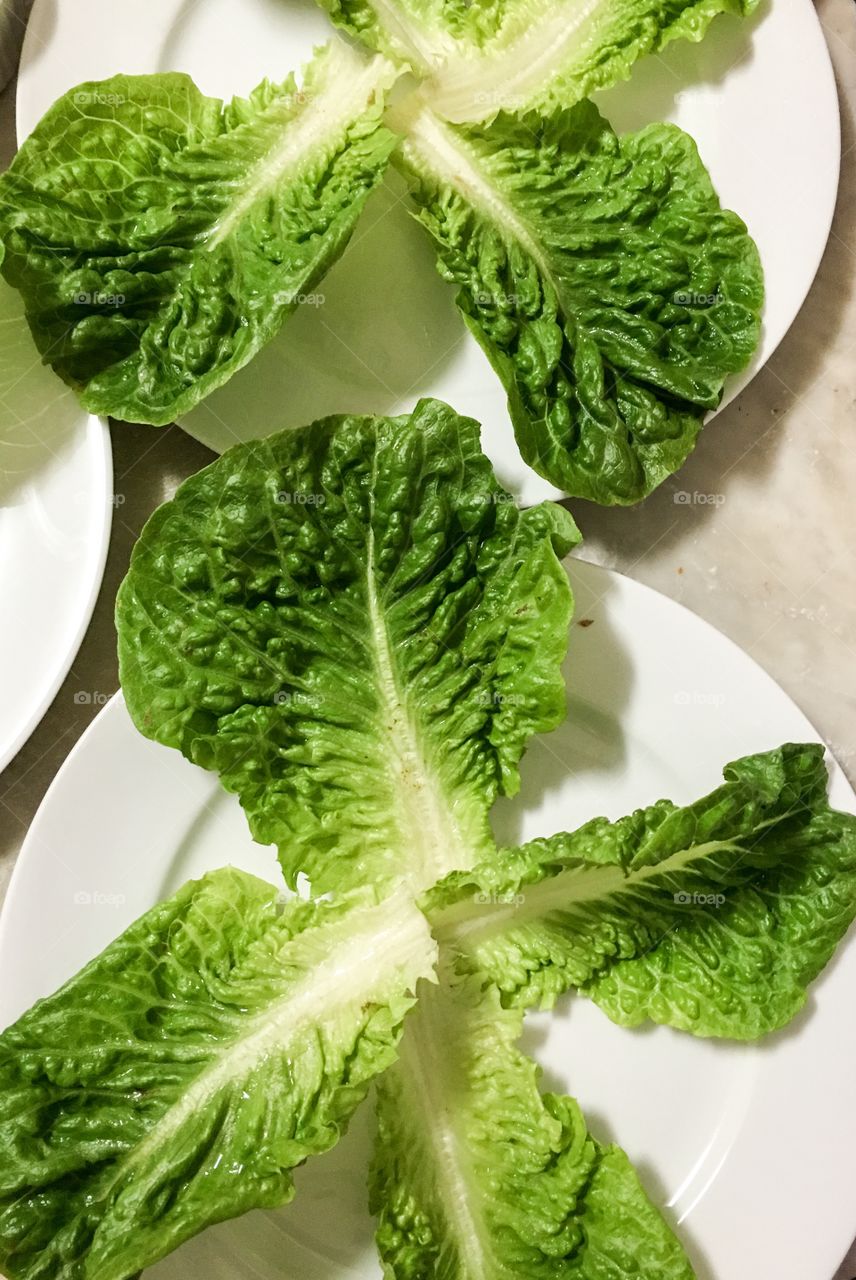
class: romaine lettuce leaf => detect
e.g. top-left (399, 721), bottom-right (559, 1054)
top-left (371, 966), bottom-right (694, 1277)
top-left (427, 0), bottom-right (761, 123)
top-left (319, 0), bottom-right (758, 122)
top-left (117, 400), bottom-right (580, 895)
top-left (428, 744), bottom-right (856, 1036)
top-left (397, 101), bottom-right (763, 503)
top-left (0, 869), bottom-right (436, 1280)
top-left (0, 43), bottom-right (398, 425)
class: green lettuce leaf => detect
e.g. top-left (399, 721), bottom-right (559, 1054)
top-left (0, 43), bottom-right (398, 425)
top-left (371, 966), bottom-right (694, 1277)
top-left (397, 101), bottom-right (763, 504)
top-left (0, 869), bottom-right (436, 1280)
top-left (117, 399), bottom-right (580, 896)
top-left (428, 744), bottom-right (856, 1037)
top-left (318, 0), bottom-right (758, 122)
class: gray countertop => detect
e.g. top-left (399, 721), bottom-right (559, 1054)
top-left (0, 2), bottom-right (855, 1275)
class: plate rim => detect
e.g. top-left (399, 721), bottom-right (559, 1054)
top-left (0, 412), bottom-right (113, 774)
top-left (0, 45), bottom-right (115, 774)
top-left (714, 0), bottom-right (841, 415)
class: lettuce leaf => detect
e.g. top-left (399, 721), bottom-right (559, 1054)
top-left (398, 101), bottom-right (763, 503)
top-left (371, 966), bottom-right (694, 1277)
top-left (0, 43), bottom-right (398, 425)
top-left (426, 0), bottom-right (760, 123)
top-left (0, 869), bottom-right (436, 1280)
top-left (428, 744), bottom-right (856, 1036)
top-left (319, 0), bottom-right (759, 122)
top-left (117, 400), bottom-right (580, 895)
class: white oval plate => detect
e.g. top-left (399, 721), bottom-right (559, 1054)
top-left (0, 271), bottom-right (111, 773)
top-left (1, 560), bottom-right (854, 1280)
top-left (16, 0), bottom-right (840, 505)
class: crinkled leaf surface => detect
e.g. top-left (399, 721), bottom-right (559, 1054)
top-left (317, 0), bottom-right (758, 122)
top-left (426, 0), bottom-right (760, 122)
top-left (429, 744), bottom-right (856, 1036)
top-left (117, 400), bottom-right (580, 895)
top-left (0, 869), bottom-right (436, 1280)
top-left (0, 43), bottom-right (397, 424)
top-left (398, 102), bottom-right (763, 503)
top-left (371, 966), bottom-right (694, 1278)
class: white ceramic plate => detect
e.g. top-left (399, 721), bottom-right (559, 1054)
top-left (16, 0), bottom-right (840, 505)
top-left (0, 271), bottom-right (111, 773)
top-left (1, 560), bottom-right (854, 1280)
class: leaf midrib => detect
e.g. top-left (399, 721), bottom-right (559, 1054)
top-left (401, 105), bottom-right (572, 315)
top-left (428, 0), bottom-right (604, 120)
top-left (364, 444), bottom-right (476, 891)
top-left (91, 896), bottom-right (430, 1206)
top-left (207, 47), bottom-right (388, 249)
top-left (439, 821), bottom-right (786, 943)
top-left (394, 989), bottom-right (498, 1280)
top-left (367, 0), bottom-right (458, 68)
